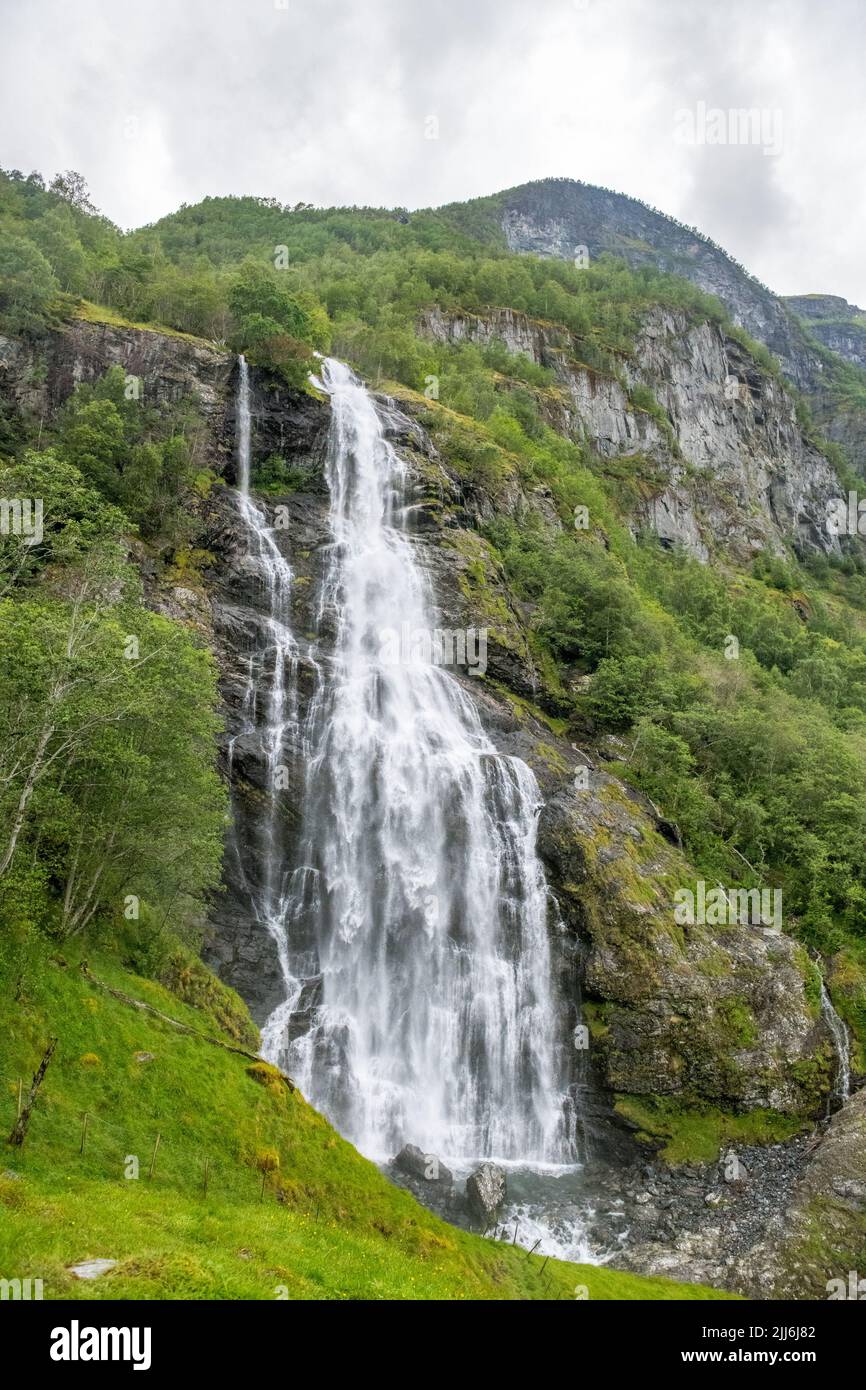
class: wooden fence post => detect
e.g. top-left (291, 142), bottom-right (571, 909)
top-left (7, 1038), bottom-right (57, 1147)
top-left (148, 1133), bottom-right (161, 1179)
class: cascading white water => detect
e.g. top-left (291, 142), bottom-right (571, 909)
top-left (255, 357), bottom-right (575, 1168)
top-left (228, 355), bottom-right (300, 988)
top-left (820, 981), bottom-right (851, 1106)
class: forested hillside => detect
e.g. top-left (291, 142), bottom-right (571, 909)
top-left (4, 166), bottom-right (866, 1037)
top-left (2, 165), bottom-right (866, 1299)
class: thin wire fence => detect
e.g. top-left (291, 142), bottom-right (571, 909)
top-left (1, 1072), bottom-right (568, 1294)
top-left (1, 1077), bottom-right (295, 1209)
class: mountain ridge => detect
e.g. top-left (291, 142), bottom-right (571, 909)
top-left (432, 178), bottom-right (866, 469)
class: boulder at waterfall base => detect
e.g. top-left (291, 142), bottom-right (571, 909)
top-left (466, 1164), bottom-right (508, 1223)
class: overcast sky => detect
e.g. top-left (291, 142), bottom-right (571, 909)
top-left (2, 0), bottom-right (864, 302)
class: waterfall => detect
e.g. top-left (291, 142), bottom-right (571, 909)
top-left (236, 354), bottom-right (252, 493)
top-left (820, 981), bottom-right (851, 1107)
top-left (227, 355), bottom-right (300, 992)
top-left (237, 355), bottom-right (575, 1168)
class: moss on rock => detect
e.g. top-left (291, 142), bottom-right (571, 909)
top-left (614, 1094), bottom-right (809, 1165)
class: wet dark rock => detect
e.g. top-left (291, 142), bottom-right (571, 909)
top-left (286, 975), bottom-right (323, 1044)
top-left (221, 365), bottom-right (329, 488)
top-left (392, 1144), bottom-right (453, 1188)
top-left (203, 902), bottom-right (285, 1027)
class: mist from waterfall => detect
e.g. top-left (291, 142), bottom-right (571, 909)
top-left (235, 355), bottom-right (575, 1167)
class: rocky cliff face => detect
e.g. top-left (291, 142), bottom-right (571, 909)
top-left (419, 304), bottom-right (847, 563)
top-left (400, 443), bottom-right (833, 1125)
top-left (786, 294), bottom-right (866, 372)
top-left (495, 180), bottom-right (866, 474)
top-left (498, 180), bottom-right (815, 384)
top-left (0, 315), bottom-right (842, 1149)
top-left (0, 318), bottom-right (233, 443)
top-left (190, 353), bottom-right (836, 1142)
top-left (199, 381), bottom-right (330, 1021)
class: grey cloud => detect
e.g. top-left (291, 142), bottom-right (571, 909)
top-left (0, 0), bottom-right (863, 299)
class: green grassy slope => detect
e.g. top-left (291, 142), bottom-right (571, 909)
top-left (0, 948), bottom-right (732, 1301)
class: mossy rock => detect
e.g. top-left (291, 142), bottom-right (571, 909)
top-left (614, 1094), bottom-right (809, 1165)
top-left (160, 947), bottom-right (259, 1050)
top-left (245, 1061), bottom-right (284, 1094)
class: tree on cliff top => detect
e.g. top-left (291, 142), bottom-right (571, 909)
top-left (228, 261), bottom-right (330, 388)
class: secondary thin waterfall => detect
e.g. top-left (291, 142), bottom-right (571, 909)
top-left (227, 355), bottom-right (299, 990)
top-left (820, 981), bottom-right (851, 1108)
top-left (246, 356), bottom-right (574, 1166)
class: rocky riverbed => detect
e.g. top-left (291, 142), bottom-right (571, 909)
top-left (604, 1135), bottom-right (818, 1288)
top-left (386, 1087), bottom-right (866, 1299)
